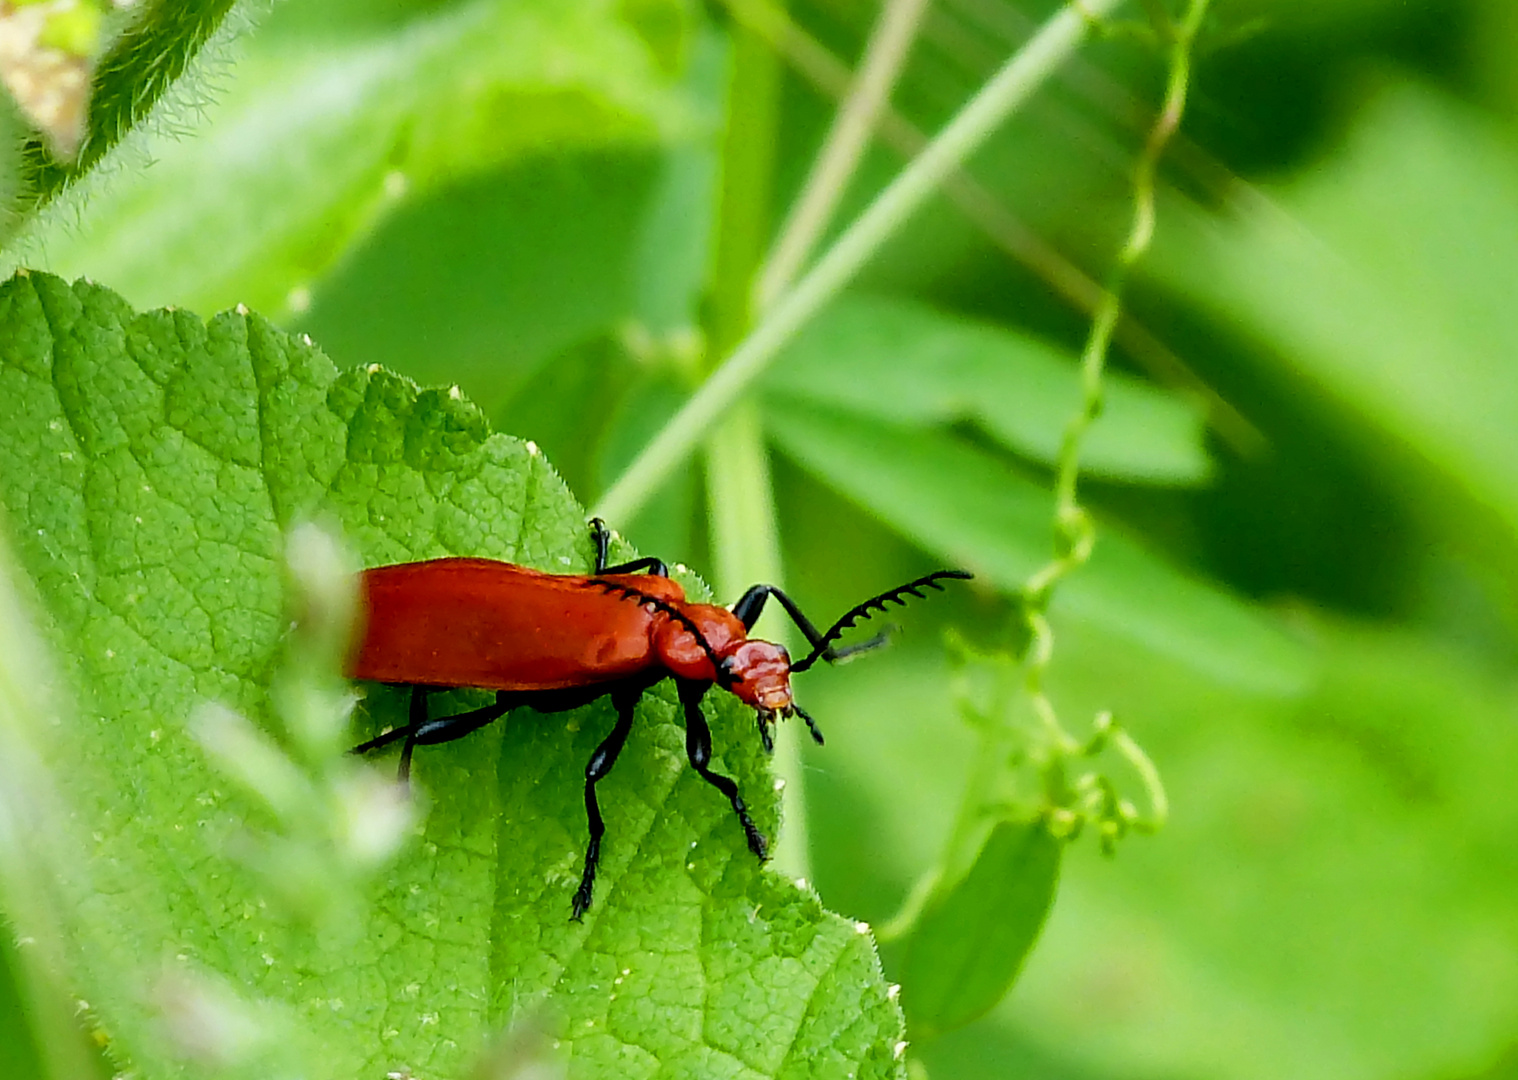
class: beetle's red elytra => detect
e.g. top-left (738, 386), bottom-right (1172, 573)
top-left (348, 518), bottom-right (970, 919)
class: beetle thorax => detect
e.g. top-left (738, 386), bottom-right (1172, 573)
top-left (653, 604), bottom-right (794, 712)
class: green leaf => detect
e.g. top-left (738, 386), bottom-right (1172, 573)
top-left (900, 821), bottom-right (1061, 1039)
top-left (763, 293), bottom-right (1211, 485)
top-left (1000, 615), bottom-right (1518, 1080)
top-left (0, 271), bottom-right (907, 1079)
top-left (1153, 85), bottom-right (1518, 577)
top-left (13, 0), bottom-right (695, 318)
top-left (762, 399), bottom-right (1307, 692)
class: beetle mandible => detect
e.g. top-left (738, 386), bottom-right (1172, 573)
top-left (349, 518), bottom-right (970, 918)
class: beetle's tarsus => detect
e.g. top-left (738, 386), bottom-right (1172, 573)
top-left (571, 838), bottom-right (599, 921)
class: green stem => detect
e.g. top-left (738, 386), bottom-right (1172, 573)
top-left (700, 14), bottom-right (812, 878)
top-left (1022, 0), bottom-right (1210, 710)
top-left (883, 0), bottom-right (1206, 940)
top-left (704, 404), bottom-right (810, 877)
top-left (1016, 0), bottom-right (1207, 843)
top-left (706, 17), bottom-right (784, 359)
top-left (725, 0), bottom-right (1265, 458)
top-left (592, 0), bottom-right (1128, 524)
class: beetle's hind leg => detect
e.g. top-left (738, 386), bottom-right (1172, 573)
top-left (573, 684), bottom-right (641, 920)
top-left (347, 686), bottom-right (432, 780)
top-left (402, 691), bottom-right (513, 780)
top-left (352, 687), bottom-right (510, 784)
top-left (678, 680), bottom-right (767, 861)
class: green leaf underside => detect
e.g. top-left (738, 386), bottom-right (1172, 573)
top-left (17, 0), bottom-right (693, 319)
top-left (0, 271), bottom-right (905, 1079)
top-left (763, 294), bottom-right (1211, 485)
top-left (900, 822), bottom-right (1061, 1038)
top-left (762, 400), bottom-right (1309, 693)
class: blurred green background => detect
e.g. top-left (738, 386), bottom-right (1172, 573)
top-left (7, 0), bottom-right (1518, 1076)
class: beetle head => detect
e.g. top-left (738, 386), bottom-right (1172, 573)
top-left (724, 639), bottom-right (794, 713)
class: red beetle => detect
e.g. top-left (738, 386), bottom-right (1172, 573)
top-left (349, 518), bottom-right (969, 918)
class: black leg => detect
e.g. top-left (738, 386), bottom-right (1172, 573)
top-left (351, 687), bottom-right (511, 784)
top-left (733, 584), bottom-right (820, 638)
top-left (730, 583), bottom-right (887, 663)
top-left (678, 680), bottom-right (767, 860)
top-left (351, 722), bottom-right (410, 756)
top-left (590, 517), bottom-right (612, 572)
top-left (572, 685), bottom-right (641, 920)
top-left (590, 517), bottom-right (668, 577)
top-left (755, 715), bottom-right (775, 754)
top-left (411, 694), bottom-right (511, 746)
top-left (398, 686), bottom-right (428, 784)
top-left (600, 556), bottom-right (669, 576)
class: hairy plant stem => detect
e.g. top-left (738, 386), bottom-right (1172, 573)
top-left (592, 0), bottom-right (1128, 524)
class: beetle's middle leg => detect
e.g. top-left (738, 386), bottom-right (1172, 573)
top-left (572, 683), bottom-right (641, 920)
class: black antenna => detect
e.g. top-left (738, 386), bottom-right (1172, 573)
top-left (790, 570), bottom-right (973, 673)
top-left (586, 579), bottom-right (738, 686)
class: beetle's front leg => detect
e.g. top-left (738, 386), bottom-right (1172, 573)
top-left (677, 679), bottom-right (767, 860)
top-left (589, 517), bottom-right (668, 576)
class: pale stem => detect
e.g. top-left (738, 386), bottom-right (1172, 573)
top-left (593, 0), bottom-right (1128, 524)
top-left (757, 0), bottom-right (932, 307)
top-left (724, 0), bottom-right (1263, 454)
top-left (703, 403), bottom-right (812, 878)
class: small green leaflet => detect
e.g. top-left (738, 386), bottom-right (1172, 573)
top-left (0, 271), bottom-right (906, 1080)
top-left (899, 821), bottom-right (1061, 1039)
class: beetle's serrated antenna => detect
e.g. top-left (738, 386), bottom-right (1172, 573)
top-left (586, 579), bottom-right (739, 686)
top-left (790, 570), bottom-right (973, 673)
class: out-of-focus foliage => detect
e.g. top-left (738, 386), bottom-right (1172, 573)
top-left (8, 0), bottom-right (696, 318)
top-left (2, 0), bottom-right (1518, 1077)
